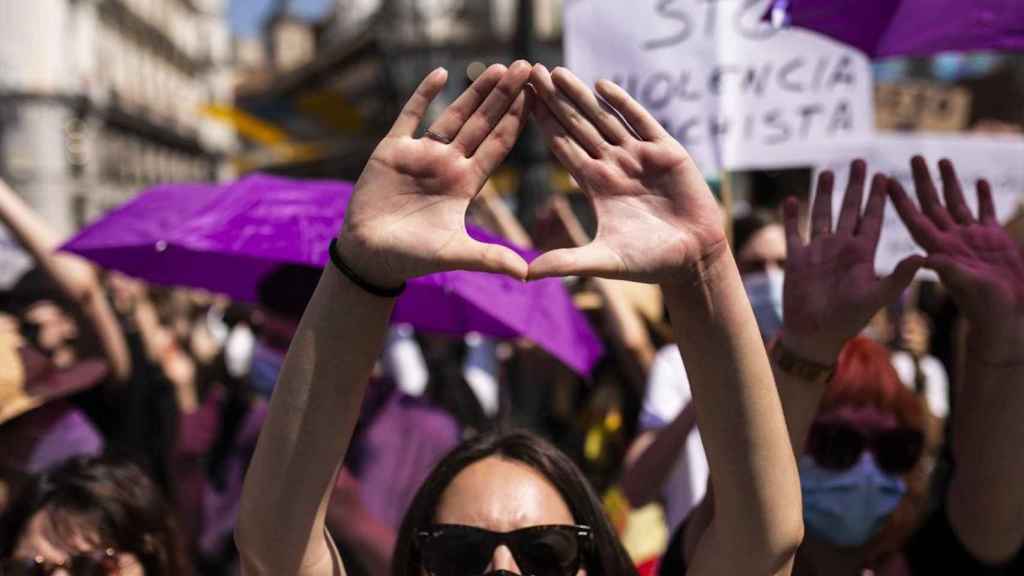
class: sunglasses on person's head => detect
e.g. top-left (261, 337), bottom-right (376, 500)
top-left (807, 419), bottom-right (924, 475)
top-left (416, 524), bottom-right (592, 576)
top-left (0, 548), bottom-right (121, 576)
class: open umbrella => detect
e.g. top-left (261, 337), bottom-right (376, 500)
top-left (769, 0), bottom-right (1024, 58)
top-left (63, 174), bottom-right (603, 375)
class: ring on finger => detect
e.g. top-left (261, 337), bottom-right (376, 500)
top-left (424, 129), bottom-right (453, 145)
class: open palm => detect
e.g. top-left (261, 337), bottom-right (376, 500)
top-left (339, 62), bottom-right (533, 288)
top-left (526, 65), bottom-right (726, 285)
top-left (781, 161), bottom-right (922, 364)
top-left (889, 157), bottom-right (1024, 362)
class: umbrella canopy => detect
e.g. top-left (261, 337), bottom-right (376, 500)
top-left (64, 175), bottom-right (603, 374)
top-left (769, 0), bottom-right (1024, 58)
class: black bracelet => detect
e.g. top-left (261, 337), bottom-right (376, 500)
top-left (328, 238), bottom-right (406, 298)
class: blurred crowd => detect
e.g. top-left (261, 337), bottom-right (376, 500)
top-left (0, 157), bottom-right (1021, 576)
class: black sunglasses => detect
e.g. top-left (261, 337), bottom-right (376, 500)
top-left (416, 524), bottom-right (592, 576)
top-left (807, 420), bottom-right (924, 475)
top-left (0, 548), bottom-right (120, 576)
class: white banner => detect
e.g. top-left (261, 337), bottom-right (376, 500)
top-left (814, 134), bottom-right (1024, 276)
top-left (564, 0), bottom-right (875, 176)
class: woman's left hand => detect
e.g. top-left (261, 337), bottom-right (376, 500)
top-left (526, 65), bottom-right (726, 285)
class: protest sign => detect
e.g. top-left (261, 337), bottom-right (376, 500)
top-left (813, 134), bottom-right (1024, 276)
top-left (564, 0), bottom-right (875, 176)
top-left (875, 82), bottom-right (972, 132)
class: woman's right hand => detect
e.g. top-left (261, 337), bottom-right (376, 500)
top-left (337, 62), bottom-right (533, 288)
top-left (780, 160), bottom-right (923, 365)
top-left (889, 157), bottom-right (1024, 363)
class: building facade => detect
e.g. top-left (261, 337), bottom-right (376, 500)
top-left (0, 0), bottom-right (236, 236)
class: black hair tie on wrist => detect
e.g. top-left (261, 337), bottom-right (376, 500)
top-left (328, 238), bottom-right (406, 298)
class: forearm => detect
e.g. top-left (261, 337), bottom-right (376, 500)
top-left (0, 181), bottom-right (131, 380)
top-left (236, 266), bottom-right (395, 576)
top-left (947, 322), bottom-right (1024, 564)
top-left (662, 248), bottom-right (801, 573)
top-left (770, 349), bottom-right (829, 457)
top-left (480, 184), bottom-right (534, 248)
top-left (594, 278), bottom-right (656, 372)
top-left (620, 404), bottom-right (696, 507)
top-left (77, 276), bottom-right (132, 381)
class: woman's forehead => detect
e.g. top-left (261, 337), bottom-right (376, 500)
top-left (433, 456), bottom-right (575, 531)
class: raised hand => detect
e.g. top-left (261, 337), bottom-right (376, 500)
top-left (526, 65), bottom-right (726, 285)
top-left (889, 157), bottom-right (1024, 363)
top-left (337, 63), bottom-right (533, 287)
top-left (780, 160), bottom-right (923, 364)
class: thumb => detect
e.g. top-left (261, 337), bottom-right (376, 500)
top-left (444, 237), bottom-right (529, 280)
top-left (877, 255), bottom-right (925, 304)
top-left (922, 254), bottom-right (973, 293)
top-left (527, 244), bottom-right (619, 281)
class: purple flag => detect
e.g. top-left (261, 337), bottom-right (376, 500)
top-left (771, 0), bottom-right (1024, 58)
top-left (63, 175), bottom-right (604, 375)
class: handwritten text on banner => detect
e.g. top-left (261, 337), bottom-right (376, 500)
top-left (564, 0), bottom-right (875, 175)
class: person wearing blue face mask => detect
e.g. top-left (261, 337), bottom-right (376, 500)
top-left (796, 336), bottom-right (929, 569)
top-left (735, 211), bottom-right (788, 342)
top-left (662, 157), bottom-right (1024, 575)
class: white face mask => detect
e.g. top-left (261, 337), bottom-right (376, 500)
top-left (224, 324), bottom-right (255, 379)
top-left (743, 269), bottom-right (785, 341)
top-left (383, 324), bottom-right (429, 397)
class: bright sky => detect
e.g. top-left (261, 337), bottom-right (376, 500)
top-left (229, 0), bottom-right (334, 37)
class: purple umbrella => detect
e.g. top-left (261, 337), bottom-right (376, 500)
top-left (63, 174), bottom-right (603, 374)
top-left (769, 0), bottom-right (1024, 58)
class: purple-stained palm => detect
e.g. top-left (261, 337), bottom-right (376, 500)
top-left (62, 174), bottom-right (603, 374)
top-left (770, 0), bottom-right (1024, 58)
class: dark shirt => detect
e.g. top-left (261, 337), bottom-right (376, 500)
top-left (659, 508), bottom-right (1024, 576)
top-left (905, 507), bottom-right (1024, 576)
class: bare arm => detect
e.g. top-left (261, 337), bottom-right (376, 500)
top-left (0, 180), bottom-right (131, 381)
top-left (550, 194), bottom-right (657, 374)
top-left (236, 62), bottom-right (533, 576)
top-left (773, 162), bottom-right (922, 453)
top-left (620, 403), bottom-right (696, 508)
top-left (529, 65), bottom-right (802, 575)
top-left (888, 158), bottom-right (1024, 564)
top-left (477, 182), bottom-right (535, 249)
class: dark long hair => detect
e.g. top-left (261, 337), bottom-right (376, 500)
top-left (0, 456), bottom-right (189, 575)
top-left (392, 430), bottom-right (638, 576)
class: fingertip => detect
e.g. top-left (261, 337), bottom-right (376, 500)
top-left (509, 59), bottom-right (531, 75)
top-left (817, 170), bottom-right (834, 189)
top-left (783, 196), bottom-right (799, 216)
top-left (851, 158), bottom-right (866, 173)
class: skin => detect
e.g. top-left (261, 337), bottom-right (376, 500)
top-left (0, 179), bottom-right (131, 383)
top-left (13, 510), bottom-right (143, 576)
top-left (237, 62), bottom-right (802, 576)
top-left (433, 457), bottom-right (580, 574)
top-left (764, 156), bottom-right (1024, 573)
top-left (620, 221), bottom-right (788, 509)
top-left (737, 224), bottom-right (787, 276)
top-left (22, 302), bottom-right (79, 369)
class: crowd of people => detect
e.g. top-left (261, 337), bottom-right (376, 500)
top-left (0, 60), bottom-right (1021, 576)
